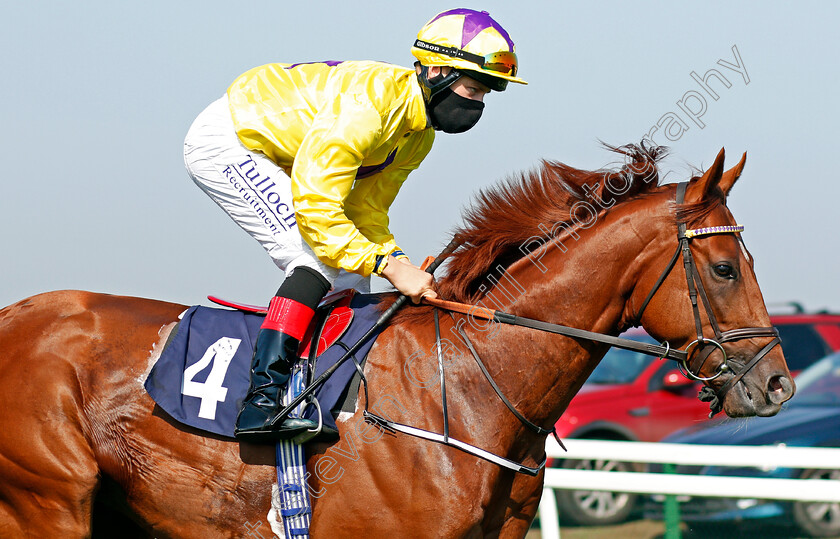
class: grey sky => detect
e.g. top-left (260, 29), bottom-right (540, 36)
top-left (2, 1), bottom-right (838, 313)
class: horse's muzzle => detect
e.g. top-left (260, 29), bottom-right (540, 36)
top-left (720, 366), bottom-right (795, 417)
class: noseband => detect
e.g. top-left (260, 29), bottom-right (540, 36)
top-left (634, 182), bottom-right (781, 414)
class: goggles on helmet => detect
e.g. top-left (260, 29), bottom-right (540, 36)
top-left (413, 39), bottom-right (518, 78)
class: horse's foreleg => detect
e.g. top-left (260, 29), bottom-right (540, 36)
top-left (491, 471), bottom-right (545, 539)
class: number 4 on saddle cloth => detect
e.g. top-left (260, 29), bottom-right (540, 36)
top-left (144, 290), bottom-right (386, 441)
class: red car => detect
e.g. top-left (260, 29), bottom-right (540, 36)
top-left (551, 311), bottom-right (840, 526)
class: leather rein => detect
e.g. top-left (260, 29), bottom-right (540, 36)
top-left (365, 181), bottom-right (781, 475)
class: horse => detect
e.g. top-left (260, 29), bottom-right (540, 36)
top-left (0, 144), bottom-right (794, 538)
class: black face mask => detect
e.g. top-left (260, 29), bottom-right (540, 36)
top-left (426, 87), bottom-right (485, 133)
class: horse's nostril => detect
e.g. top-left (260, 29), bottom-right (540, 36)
top-left (767, 374), bottom-right (794, 404)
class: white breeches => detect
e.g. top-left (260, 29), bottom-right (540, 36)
top-left (183, 95), bottom-right (369, 293)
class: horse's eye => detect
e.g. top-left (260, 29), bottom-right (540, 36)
top-left (713, 263), bottom-right (736, 279)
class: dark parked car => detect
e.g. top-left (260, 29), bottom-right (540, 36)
top-left (550, 312), bottom-right (840, 526)
top-left (644, 350), bottom-right (840, 537)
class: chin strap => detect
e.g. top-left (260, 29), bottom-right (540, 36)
top-left (416, 64), bottom-right (462, 102)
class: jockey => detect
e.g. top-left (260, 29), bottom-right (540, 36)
top-left (183, 8), bottom-right (526, 442)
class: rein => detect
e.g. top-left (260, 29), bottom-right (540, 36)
top-left (422, 297), bottom-right (690, 362)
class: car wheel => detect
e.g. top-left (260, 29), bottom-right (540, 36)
top-left (555, 457), bottom-right (637, 526)
top-left (792, 468), bottom-right (840, 538)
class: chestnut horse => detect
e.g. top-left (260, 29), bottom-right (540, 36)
top-left (0, 145), bottom-right (794, 538)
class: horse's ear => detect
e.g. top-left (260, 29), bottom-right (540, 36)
top-left (719, 151), bottom-right (746, 196)
top-left (686, 148), bottom-right (726, 203)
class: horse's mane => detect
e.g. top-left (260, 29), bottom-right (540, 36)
top-left (434, 142), bottom-right (667, 303)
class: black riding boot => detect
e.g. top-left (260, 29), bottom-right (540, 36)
top-left (234, 326), bottom-right (317, 442)
top-left (234, 268), bottom-right (330, 443)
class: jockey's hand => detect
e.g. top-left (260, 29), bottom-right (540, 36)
top-left (380, 255), bottom-right (438, 304)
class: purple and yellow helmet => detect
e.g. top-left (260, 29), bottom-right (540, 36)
top-left (411, 8), bottom-right (526, 92)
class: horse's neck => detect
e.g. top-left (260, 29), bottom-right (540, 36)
top-left (469, 201), bottom-right (669, 440)
top-left (507, 209), bottom-right (660, 334)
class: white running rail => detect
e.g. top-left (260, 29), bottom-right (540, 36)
top-left (538, 439), bottom-right (840, 539)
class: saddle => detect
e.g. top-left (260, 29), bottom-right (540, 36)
top-left (144, 289), bottom-right (387, 441)
top-left (208, 289), bottom-right (356, 359)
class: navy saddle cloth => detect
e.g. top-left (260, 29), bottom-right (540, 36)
top-left (144, 292), bottom-right (386, 439)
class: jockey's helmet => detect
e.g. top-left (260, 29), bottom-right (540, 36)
top-left (411, 8), bottom-right (526, 93)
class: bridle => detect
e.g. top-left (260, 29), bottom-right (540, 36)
top-left (632, 182), bottom-right (780, 414)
